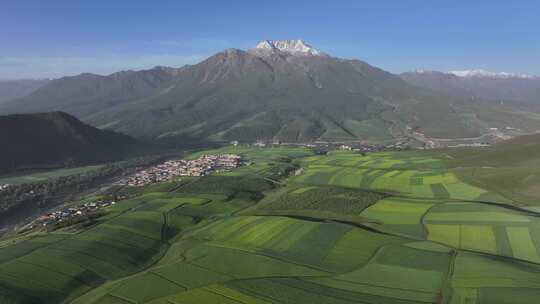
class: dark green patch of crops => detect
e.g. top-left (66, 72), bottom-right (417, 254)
top-left (175, 175), bottom-right (274, 198)
top-left (479, 287), bottom-right (540, 304)
top-left (0, 235), bottom-right (67, 264)
top-left (226, 277), bottom-right (425, 304)
top-left (258, 185), bottom-right (388, 215)
top-left (431, 183), bottom-right (450, 199)
top-left (374, 245), bottom-right (451, 273)
top-left (494, 226), bottom-right (514, 258)
top-left (279, 223), bottom-right (351, 269)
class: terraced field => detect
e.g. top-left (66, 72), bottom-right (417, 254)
top-left (296, 151), bottom-right (507, 202)
top-left (1, 146), bottom-right (540, 304)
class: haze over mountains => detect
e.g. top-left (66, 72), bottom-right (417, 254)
top-left (401, 70), bottom-right (540, 104)
top-left (0, 79), bottom-right (50, 104)
top-left (2, 40), bottom-right (540, 144)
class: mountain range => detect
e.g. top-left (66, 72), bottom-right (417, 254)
top-left (0, 111), bottom-right (136, 174)
top-left (2, 40), bottom-right (540, 144)
top-left (0, 79), bottom-right (50, 104)
top-left (401, 70), bottom-right (540, 104)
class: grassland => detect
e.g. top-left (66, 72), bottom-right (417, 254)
top-left (0, 165), bottom-right (103, 185)
top-left (1, 145), bottom-right (540, 304)
top-left (431, 133), bottom-right (540, 206)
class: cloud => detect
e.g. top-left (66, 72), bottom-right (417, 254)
top-left (0, 53), bottom-right (205, 79)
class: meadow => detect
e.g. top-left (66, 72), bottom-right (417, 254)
top-left (0, 165), bottom-right (103, 185)
top-left (1, 146), bottom-right (539, 304)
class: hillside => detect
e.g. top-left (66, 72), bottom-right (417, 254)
top-left (3, 41), bottom-right (540, 143)
top-left (432, 133), bottom-right (540, 205)
top-left (0, 79), bottom-right (49, 104)
top-left (401, 70), bottom-right (540, 104)
top-left (0, 111), bottom-right (137, 174)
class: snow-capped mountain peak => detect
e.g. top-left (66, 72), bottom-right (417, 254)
top-left (449, 69), bottom-right (536, 79)
top-left (255, 39), bottom-right (325, 56)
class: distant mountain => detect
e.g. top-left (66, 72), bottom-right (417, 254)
top-left (0, 111), bottom-right (137, 174)
top-left (401, 70), bottom-right (540, 104)
top-left (0, 79), bottom-right (50, 104)
top-left (0, 68), bottom-right (180, 118)
top-left (3, 41), bottom-right (540, 143)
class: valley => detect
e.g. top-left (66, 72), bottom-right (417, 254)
top-left (1, 5), bottom-right (539, 302)
top-left (1, 144), bottom-right (540, 303)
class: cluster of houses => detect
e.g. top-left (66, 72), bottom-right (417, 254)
top-left (337, 142), bottom-right (409, 153)
top-left (248, 140), bottom-right (410, 153)
top-left (33, 199), bottom-right (116, 228)
top-left (0, 184), bottom-right (9, 192)
top-left (118, 154), bottom-right (242, 187)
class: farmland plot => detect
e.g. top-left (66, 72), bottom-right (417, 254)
top-left (3, 146), bottom-right (540, 304)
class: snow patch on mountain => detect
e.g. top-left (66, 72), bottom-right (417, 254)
top-left (255, 40), bottom-right (326, 56)
top-left (450, 69), bottom-right (536, 79)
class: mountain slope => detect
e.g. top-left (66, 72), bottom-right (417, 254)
top-left (0, 111), bottom-right (137, 174)
top-left (0, 79), bottom-right (50, 104)
top-left (433, 133), bottom-right (540, 205)
top-left (0, 67), bottom-right (180, 118)
top-left (3, 41), bottom-right (540, 143)
top-left (401, 70), bottom-right (540, 104)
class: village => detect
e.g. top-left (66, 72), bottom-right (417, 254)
top-left (117, 153), bottom-right (242, 187)
top-left (19, 154), bottom-right (242, 232)
top-left (248, 140), bottom-right (411, 154)
top-left (31, 198), bottom-right (119, 229)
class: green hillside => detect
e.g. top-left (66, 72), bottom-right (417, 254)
top-left (432, 133), bottom-right (540, 206)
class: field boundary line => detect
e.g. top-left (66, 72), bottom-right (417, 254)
top-left (270, 277), bottom-right (374, 304)
top-left (330, 277), bottom-right (437, 296)
top-left (15, 259), bottom-right (95, 288)
top-left (147, 271), bottom-right (188, 290)
top-left (0, 234), bottom-right (68, 268)
top-left (419, 202), bottom-right (440, 240)
top-left (40, 246), bottom-right (129, 271)
top-left (107, 293), bottom-right (137, 304)
top-left (197, 241), bottom-right (332, 273)
top-left (0, 271), bottom-right (70, 296)
top-left (442, 249), bottom-right (458, 304)
top-left (202, 286), bottom-right (252, 304)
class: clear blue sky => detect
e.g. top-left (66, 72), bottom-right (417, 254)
top-left (1, 0), bottom-right (538, 79)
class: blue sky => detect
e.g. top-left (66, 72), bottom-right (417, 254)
top-left (1, 0), bottom-right (539, 79)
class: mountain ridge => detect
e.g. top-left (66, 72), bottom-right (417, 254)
top-left (2, 40), bottom-right (540, 144)
top-left (402, 69), bottom-right (540, 104)
top-left (0, 79), bottom-right (50, 104)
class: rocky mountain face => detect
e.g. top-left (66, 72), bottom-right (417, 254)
top-left (401, 70), bottom-right (540, 104)
top-left (2, 40), bottom-right (540, 143)
top-left (0, 111), bottom-right (136, 174)
top-left (0, 79), bottom-right (50, 104)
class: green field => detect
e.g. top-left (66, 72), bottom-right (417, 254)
top-left (1, 145), bottom-right (540, 304)
top-left (295, 151), bottom-right (496, 202)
